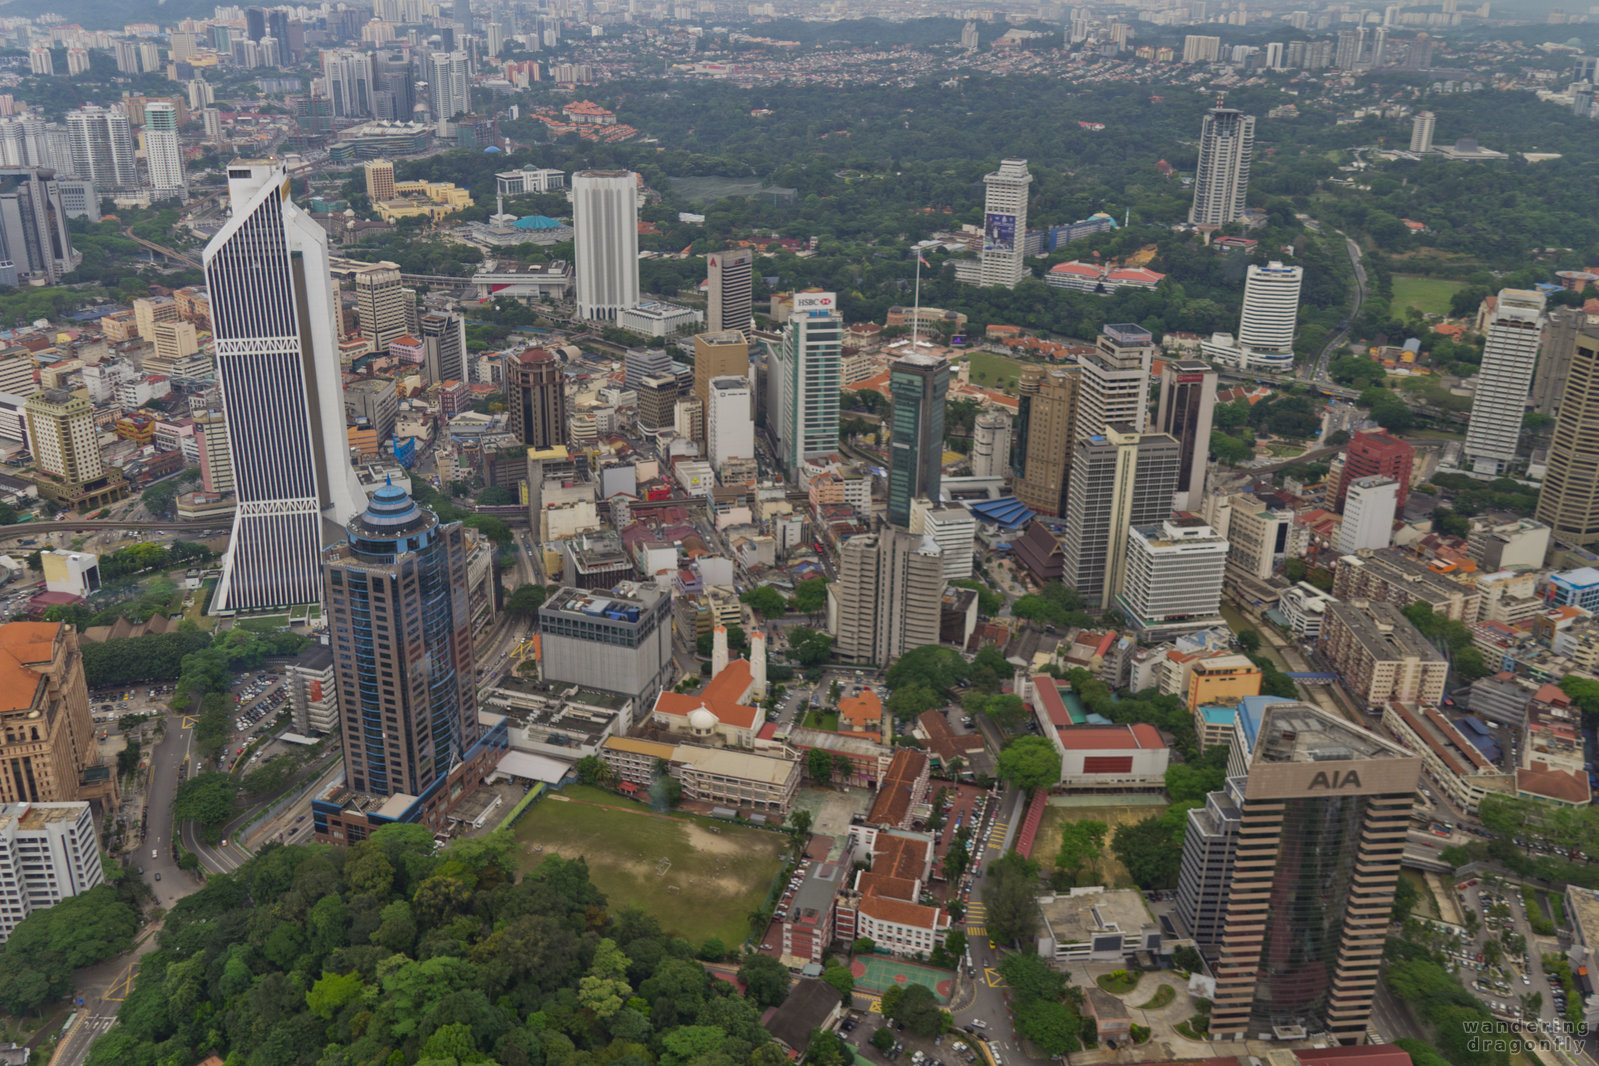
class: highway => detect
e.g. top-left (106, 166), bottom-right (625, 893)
top-left (1309, 233), bottom-right (1368, 385)
top-left (122, 226), bottom-right (202, 270)
top-left (0, 518), bottom-right (220, 541)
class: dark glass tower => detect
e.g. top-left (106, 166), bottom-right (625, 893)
top-left (887, 353), bottom-right (948, 529)
top-left (323, 483), bottom-right (477, 799)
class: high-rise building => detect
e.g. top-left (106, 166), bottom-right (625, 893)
top-left (1077, 323), bottom-right (1155, 439)
top-left (1464, 288), bottom-right (1546, 475)
top-left (692, 330), bottom-right (748, 423)
top-left (143, 102), bottom-right (184, 200)
top-left (66, 106), bottom-right (138, 194)
top-left (1235, 262), bottom-right (1303, 370)
top-left (372, 49), bottom-right (417, 123)
top-left (707, 374), bottom-right (753, 474)
top-left (1335, 430), bottom-right (1413, 512)
top-left (245, 6), bottom-right (267, 42)
top-left (1157, 361), bottom-right (1217, 512)
top-left (1531, 307), bottom-right (1587, 416)
top-left (323, 482), bottom-right (478, 801)
top-left (571, 170), bottom-right (639, 322)
top-left (833, 528), bottom-right (945, 665)
top-left (979, 159), bottom-right (1032, 288)
top-left (28, 46), bottom-right (53, 77)
top-left (887, 353), bottom-right (949, 529)
top-left (426, 51), bottom-right (470, 127)
top-left (706, 247), bottom-right (753, 334)
top-left (0, 623), bottom-right (103, 808)
top-left (194, 410), bottom-right (234, 496)
top-left (354, 265), bottom-right (408, 353)
top-left (1061, 426), bottom-right (1180, 609)
top-left (323, 49), bottom-right (375, 118)
top-left (1176, 702), bottom-right (1420, 1043)
top-left (636, 373), bottom-right (678, 436)
top-left (418, 310), bottom-right (465, 383)
top-left (1536, 329), bottom-right (1599, 548)
top-left (971, 409), bottom-right (1012, 480)
top-left (1012, 366), bottom-right (1078, 516)
top-left (507, 346), bottom-right (565, 449)
top-left (363, 158), bottom-right (395, 202)
top-left (1118, 518), bottom-right (1228, 631)
top-left (1188, 105), bottom-right (1255, 226)
top-left (25, 388), bottom-right (102, 486)
top-left (538, 583), bottom-right (675, 719)
top-left (770, 294), bottom-right (842, 474)
top-left (0, 802), bottom-right (104, 945)
top-left (1409, 110), bottom-right (1436, 153)
top-left (0, 167), bottom-right (80, 286)
top-left (207, 160), bottom-right (365, 611)
top-left (1339, 476), bottom-right (1399, 553)
top-left (1182, 34), bottom-right (1221, 62)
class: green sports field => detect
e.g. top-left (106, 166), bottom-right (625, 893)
top-left (513, 785), bottom-right (788, 947)
top-left (1391, 275), bottom-right (1465, 317)
top-left (965, 352), bottom-right (1026, 393)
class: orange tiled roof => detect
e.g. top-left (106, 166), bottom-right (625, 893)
top-left (0, 622), bottom-right (60, 713)
top-left (838, 690), bottom-right (882, 729)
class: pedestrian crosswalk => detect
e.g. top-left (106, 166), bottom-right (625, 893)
top-left (965, 900), bottom-right (987, 936)
top-left (986, 820), bottom-right (1009, 852)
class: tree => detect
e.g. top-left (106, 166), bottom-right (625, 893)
top-left (172, 772), bottom-right (238, 835)
top-left (806, 1029), bottom-right (852, 1066)
top-left (575, 755), bottom-right (609, 785)
top-left (852, 937), bottom-right (875, 956)
top-left (871, 1028), bottom-right (895, 1052)
top-left (790, 809), bottom-right (813, 837)
top-left (881, 983), bottom-right (945, 1036)
top-left (1053, 820), bottom-right (1107, 888)
top-left (1112, 815), bottom-right (1186, 889)
top-left (1236, 629), bottom-right (1261, 653)
top-left (981, 693), bottom-right (1029, 732)
top-left (788, 627), bottom-right (834, 667)
top-left (739, 955), bottom-right (790, 1007)
top-left (742, 586), bottom-right (789, 619)
top-left (792, 577), bottom-right (828, 616)
top-left (806, 747), bottom-right (834, 785)
top-left (1172, 945), bottom-right (1203, 973)
top-left (942, 832), bottom-right (972, 883)
top-left (821, 962), bottom-right (854, 1004)
top-left (983, 853), bottom-right (1041, 946)
top-left (996, 735), bottom-right (1059, 793)
top-left (577, 938), bottom-right (632, 1019)
top-left (505, 583), bottom-right (547, 621)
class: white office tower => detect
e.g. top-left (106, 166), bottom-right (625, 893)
top-left (322, 50), bottom-right (375, 118)
top-left (0, 117), bottom-right (48, 169)
top-left (1118, 519), bottom-right (1228, 631)
top-left (1409, 110), bottom-right (1435, 153)
top-left (0, 803), bottom-right (104, 945)
top-left (1338, 475), bottom-right (1398, 553)
top-left (971, 409), bottom-right (1013, 479)
top-left (1188, 105), bottom-right (1254, 226)
top-left (706, 374), bottom-right (753, 474)
top-left (1077, 323), bottom-right (1155, 438)
top-left (143, 103), bottom-right (185, 200)
top-left (1235, 262), bottom-right (1302, 371)
top-left (206, 161), bottom-right (365, 611)
top-left (1465, 289), bottom-right (1547, 476)
top-left (66, 106), bottom-right (138, 194)
top-left (426, 51), bottom-right (470, 129)
top-left (705, 247), bottom-right (753, 334)
top-left (832, 528), bottom-right (945, 666)
top-left (570, 170), bottom-right (639, 322)
top-left (979, 159), bottom-right (1032, 288)
top-left (770, 293), bottom-right (842, 474)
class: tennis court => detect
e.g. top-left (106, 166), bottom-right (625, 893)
top-left (850, 956), bottom-right (956, 1002)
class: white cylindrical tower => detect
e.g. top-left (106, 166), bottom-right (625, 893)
top-left (751, 629), bottom-right (767, 699)
top-left (1237, 261), bottom-right (1303, 371)
top-left (571, 169), bottom-right (639, 322)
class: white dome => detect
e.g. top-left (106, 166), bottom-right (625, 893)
top-left (687, 707), bottom-right (717, 734)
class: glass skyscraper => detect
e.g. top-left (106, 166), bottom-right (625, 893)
top-left (887, 353), bottom-right (948, 529)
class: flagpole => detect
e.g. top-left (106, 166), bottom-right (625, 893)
top-left (912, 251), bottom-right (922, 350)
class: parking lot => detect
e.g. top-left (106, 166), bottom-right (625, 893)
top-left (1445, 874), bottom-right (1565, 1029)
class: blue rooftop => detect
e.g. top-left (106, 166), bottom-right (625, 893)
top-left (969, 496), bottom-right (1035, 529)
top-left (1236, 695), bottom-right (1298, 754)
top-left (514, 214), bottom-right (563, 230)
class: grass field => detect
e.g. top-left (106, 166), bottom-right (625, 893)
top-left (965, 351), bottom-right (1027, 393)
top-left (513, 785), bottom-right (789, 947)
top-left (1392, 275), bottom-right (1466, 317)
top-left (1035, 802), bottom-right (1169, 888)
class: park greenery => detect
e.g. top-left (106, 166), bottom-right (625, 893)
top-left (0, 884), bottom-right (140, 1017)
top-left (86, 831), bottom-right (810, 1066)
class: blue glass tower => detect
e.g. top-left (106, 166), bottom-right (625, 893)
top-left (323, 482), bottom-right (477, 799)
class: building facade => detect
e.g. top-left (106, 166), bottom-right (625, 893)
top-left (1464, 289), bottom-right (1547, 475)
top-left (1118, 519), bottom-right (1228, 631)
top-left (1156, 360), bottom-right (1217, 512)
top-left (707, 374), bottom-right (754, 474)
top-left (1319, 599), bottom-right (1449, 711)
top-left (832, 528), bottom-right (945, 666)
top-left (771, 297), bottom-right (842, 474)
top-left (1338, 476), bottom-right (1398, 554)
top-left (538, 584), bottom-right (674, 720)
top-left (971, 409), bottom-right (1012, 480)
top-left (1188, 105), bottom-right (1255, 226)
top-left (0, 803), bottom-right (103, 944)
top-left (207, 161), bottom-right (365, 611)
top-left (706, 248), bottom-right (753, 334)
top-left (1012, 366), bottom-right (1078, 517)
top-left (1536, 329), bottom-right (1599, 547)
top-left (887, 354), bottom-right (948, 529)
top-left (66, 106), bottom-right (138, 194)
top-left (0, 623), bottom-right (103, 809)
top-left (571, 170), bottom-right (639, 322)
top-left (1234, 262), bottom-right (1303, 371)
top-left (508, 347), bottom-right (565, 449)
top-left (1336, 430), bottom-right (1413, 513)
top-left (143, 102), bottom-right (185, 200)
top-left (978, 159), bottom-right (1032, 288)
top-left (1077, 324), bottom-right (1154, 439)
top-left (1061, 427), bottom-right (1180, 609)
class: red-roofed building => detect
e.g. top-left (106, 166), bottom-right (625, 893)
top-left (838, 689), bottom-right (885, 738)
top-left (1054, 724), bottom-right (1169, 790)
top-left (866, 749), bottom-right (930, 829)
top-left (1294, 1047), bottom-right (1414, 1066)
top-left (650, 657), bottom-right (760, 747)
top-left (834, 828), bottom-right (948, 956)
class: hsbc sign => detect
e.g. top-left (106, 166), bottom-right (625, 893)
top-left (792, 292), bottom-right (837, 312)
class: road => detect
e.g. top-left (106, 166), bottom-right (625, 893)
top-left (1309, 234), bottom-right (1367, 384)
top-left (121, 226), bottom-right (201, 270)
top-left (0, 518), bottom-right (220, 542)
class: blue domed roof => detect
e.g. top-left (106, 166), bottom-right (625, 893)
top-left (361, 481), bottom-right (422, 529)
top-left (513, 214), bottom-right (562, 230)
top-left (483, 145), bottom-right (502, 153)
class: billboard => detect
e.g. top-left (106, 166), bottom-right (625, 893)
top-left (791, 291), bottom-right (837, 313)
top-left (983, 212), bottom-right (1016, 253)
